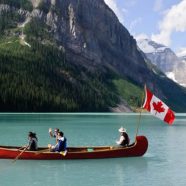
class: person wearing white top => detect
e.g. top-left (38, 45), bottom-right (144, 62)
top-left (116, 127), bottom-right (130, 146)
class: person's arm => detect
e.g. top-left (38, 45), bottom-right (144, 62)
top-left (49, 128), bottom-right (55, 138)
top-left (116, 136), bottom-right (125, 145)
top-left (51, 141), bottom-right (59, 151)
top-left (27, 139), bottom-right (32, 151)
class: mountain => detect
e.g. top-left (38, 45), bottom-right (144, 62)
top-left (137, 38), bottom-right (186, 87)
top-left (177, 50), bottom-right (186, 63)
top-left (0, 0), bottom-right (186, 112)
top-left (137, 38), bottom-right (177, 72)
top-left (180, 56), bottom-right (186, 63)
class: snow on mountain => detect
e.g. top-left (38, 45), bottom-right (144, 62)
top-left (182, 56), bottom-right (186, 63)
top-left (166, 72), bottom-right (177, 82)
top-left (137, 38), bottom-right (186, 87)
top-left (137, 39), bottom-right (156, 53)
top-left (137, 38), bottom-right (177, 72)
top-left (177, 49), bottom-right (186, 63)
top-left (137, 39), bottom-right (169, 53)
top-left (177, 48), bottom-right (186, 57)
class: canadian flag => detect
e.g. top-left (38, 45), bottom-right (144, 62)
top-left (142, 86), bottom-right (175, 125)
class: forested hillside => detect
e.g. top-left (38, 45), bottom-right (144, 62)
top-left (0, 37), bottom-right (123, 111)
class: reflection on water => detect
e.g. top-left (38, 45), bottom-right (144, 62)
top-left (0, 157), bottom-right (149, 186)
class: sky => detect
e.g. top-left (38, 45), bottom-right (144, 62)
top-left (104, 0), bottom-right (186, 56)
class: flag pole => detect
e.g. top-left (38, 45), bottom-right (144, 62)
top-left (135, 85), bottom-right (145, 141)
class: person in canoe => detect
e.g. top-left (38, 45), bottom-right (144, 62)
top-left (27, 132), bottom-right (38, 151)
top-left (48, 131), bottom-right (67, 153)
top-left (116, 127), bottom-right (130, 147)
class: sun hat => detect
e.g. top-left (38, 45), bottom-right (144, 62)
top-left (118, 127), bottom-right (126, 133)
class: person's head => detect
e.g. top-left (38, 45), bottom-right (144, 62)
top-left (28, 131), bottom-right (37, 139)
top-left (57, 131), bottom-right (64, 137)
top-left (54, 128), bottom-right (59, 134)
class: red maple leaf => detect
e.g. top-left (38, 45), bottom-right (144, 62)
top-left (153, 101), bottom-right (165, 113)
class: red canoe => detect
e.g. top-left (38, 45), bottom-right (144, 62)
top-left (0, 136), bottom-right (148, 160)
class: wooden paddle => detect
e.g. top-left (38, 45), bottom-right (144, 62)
top-left (18, 145), bottom-right (27, 150)
top-left (12, 145), bottom-right (28, 163)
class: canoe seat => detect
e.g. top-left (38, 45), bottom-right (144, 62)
top-left (87, 148), bottom-right (94, 152)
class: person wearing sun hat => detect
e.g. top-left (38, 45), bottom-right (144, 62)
top-left (116, 127), bottom-right (130, 147)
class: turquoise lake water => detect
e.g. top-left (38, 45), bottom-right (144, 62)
top-left (0, 113), bottom-right (186, 186)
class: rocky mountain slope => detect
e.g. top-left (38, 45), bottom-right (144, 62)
top-left (177, 48), bottom-right (186, 61)
top-left (0, 0), bottom-right (186, 112)
top-left (137, 38), bottom-right (186, 87)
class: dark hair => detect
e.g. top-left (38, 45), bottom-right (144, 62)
top-left (58, 131), bottom-right (64, 137)
top-left (28, 131), bottom-right (33, 137)
top-left (28, 132), bottom-right (37, 140)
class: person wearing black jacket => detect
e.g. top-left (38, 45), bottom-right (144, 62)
top-left (27, 132), bottom-right (38, 151)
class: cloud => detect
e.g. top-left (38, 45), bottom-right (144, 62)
top-left (151, 0), bottom-right (186, 46)
top-left (129, 17), bottom-right (142, 33)
top-left (122, 8), bottom-right (128, 14)
top-left (134, 33), bottom-right (149, 41)
top-left (124, 0), bottom-right (137, 8)
top-left (104, 0), bottom-right (124, 24)
top-left (153, 0), bottom-right (163, 12)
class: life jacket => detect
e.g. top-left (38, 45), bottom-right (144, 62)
top-left (56, 137), bottom-right (67, 152)
top-left (120, 132), bottom-right (130, 146)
